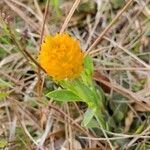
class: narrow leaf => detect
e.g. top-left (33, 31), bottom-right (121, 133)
top-left (84, 55), bottom-right (94, 75)
top-left (46, 89), bottom-right (81, 102)
top-left (0, 78), bottom-right (13, 88)
top-left (82, 108), bottom-right (96, 127)
top-left (81, 55), bottom-right (94, 85)
top-left (0, 139), bottom-right (8, 148)
top-left (73, 80), bottom-right (97, 106)
top-left (0, 93), bottom-right (9, 100)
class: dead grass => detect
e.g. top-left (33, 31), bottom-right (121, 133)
top-left (0, 0), bottom-right (150, 149)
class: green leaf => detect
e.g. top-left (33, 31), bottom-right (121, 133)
top-left (81, 55), bottom-right (94, 86)
top-left (111, 0), bottom-right (125, 9)
top-left (0, 78), bottom-right (13, 88)
top-left (59, 80), bottom-right (76, 92)
top-left (84, 55), bottom-right (94, 75)
top-left (0, 93), bottom-right (9, 100)
top-left (94, 85), bottom-right (105, 108)
top-left (73, 80), bottom-right (97, 107)
top-left (83, 118), bottom-right (99, 128)
top-left (46, 89), bottom-right (81, 102)
top-left (52, 0), bottom-right (59, 7)
top-left (51, 0), bottom-right (61, 16)
top-left (135, 121), bottom-right (146, 134)
top-left (82, 108), bottom-right (96, 127)
top-left (95, 113), bottom-right (106, 129)
top-left (78, 1), bottom-right (96, 13)
top-left (0, 139), bottom-right (8, 148)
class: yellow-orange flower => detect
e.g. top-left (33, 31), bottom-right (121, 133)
top-left (38, 33), bottom-right (84, 80)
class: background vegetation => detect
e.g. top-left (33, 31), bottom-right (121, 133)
top-left (0, 0), bottom-right (150, 149)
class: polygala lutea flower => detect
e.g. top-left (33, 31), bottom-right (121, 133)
top-left (38, 33), bottom-right (84, 80)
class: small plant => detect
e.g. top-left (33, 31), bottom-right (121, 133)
top-left (39, 33), bottom-right (107, 129)
top-left (1, 1), bottom-right (149, 149)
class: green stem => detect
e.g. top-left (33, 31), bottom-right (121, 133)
top-left (95, 109), bottom-right (106, 129)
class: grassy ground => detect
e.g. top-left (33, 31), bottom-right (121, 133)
top-left (0, 0), bottom-right (150, 149)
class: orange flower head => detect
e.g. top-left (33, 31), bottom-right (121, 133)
top-left (38, 33), bottom-right (84, 80)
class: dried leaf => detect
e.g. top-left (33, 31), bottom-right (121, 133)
top-left (124, 111), bottom-right (134, 133)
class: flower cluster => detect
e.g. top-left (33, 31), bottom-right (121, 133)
top-left (38, 33), bottom-right (84, 80)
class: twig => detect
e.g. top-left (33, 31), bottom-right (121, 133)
top-left (39, 0), bottom-right (50, 45)
top-left (22, 48), bottom-right (46, 73)
top-left (37, 0), bottom-right (50, 96)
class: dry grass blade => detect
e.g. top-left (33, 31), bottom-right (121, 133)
top-left (39, 0), bottom-right (50, 45)
top-left (0, 0), bottom-right (149, 149)
top-left (10, 0), bottom-right (42, 22)
top-left (96, 67), bottom-right (150, 71)
top-left (3, 0), bottom-right (41, 34)
top-left (8, 26), bottom-right (46, 72)
top-left (60, 0), bottom-right (81, 33)
top-left (126, 126), bottom-right (150, 149)
top-left (86, 0), bottom-right (134, 54)
top-left (48, 103), bottom-right (90, 136)
top-left (37, 115), bottom-right (52, 149)
top-left (104, 36), bottom-right (150, 69)
top-left (37, 0), bottom-right (50, 96)
top-left (93, 71), bottom-right (150, 111)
